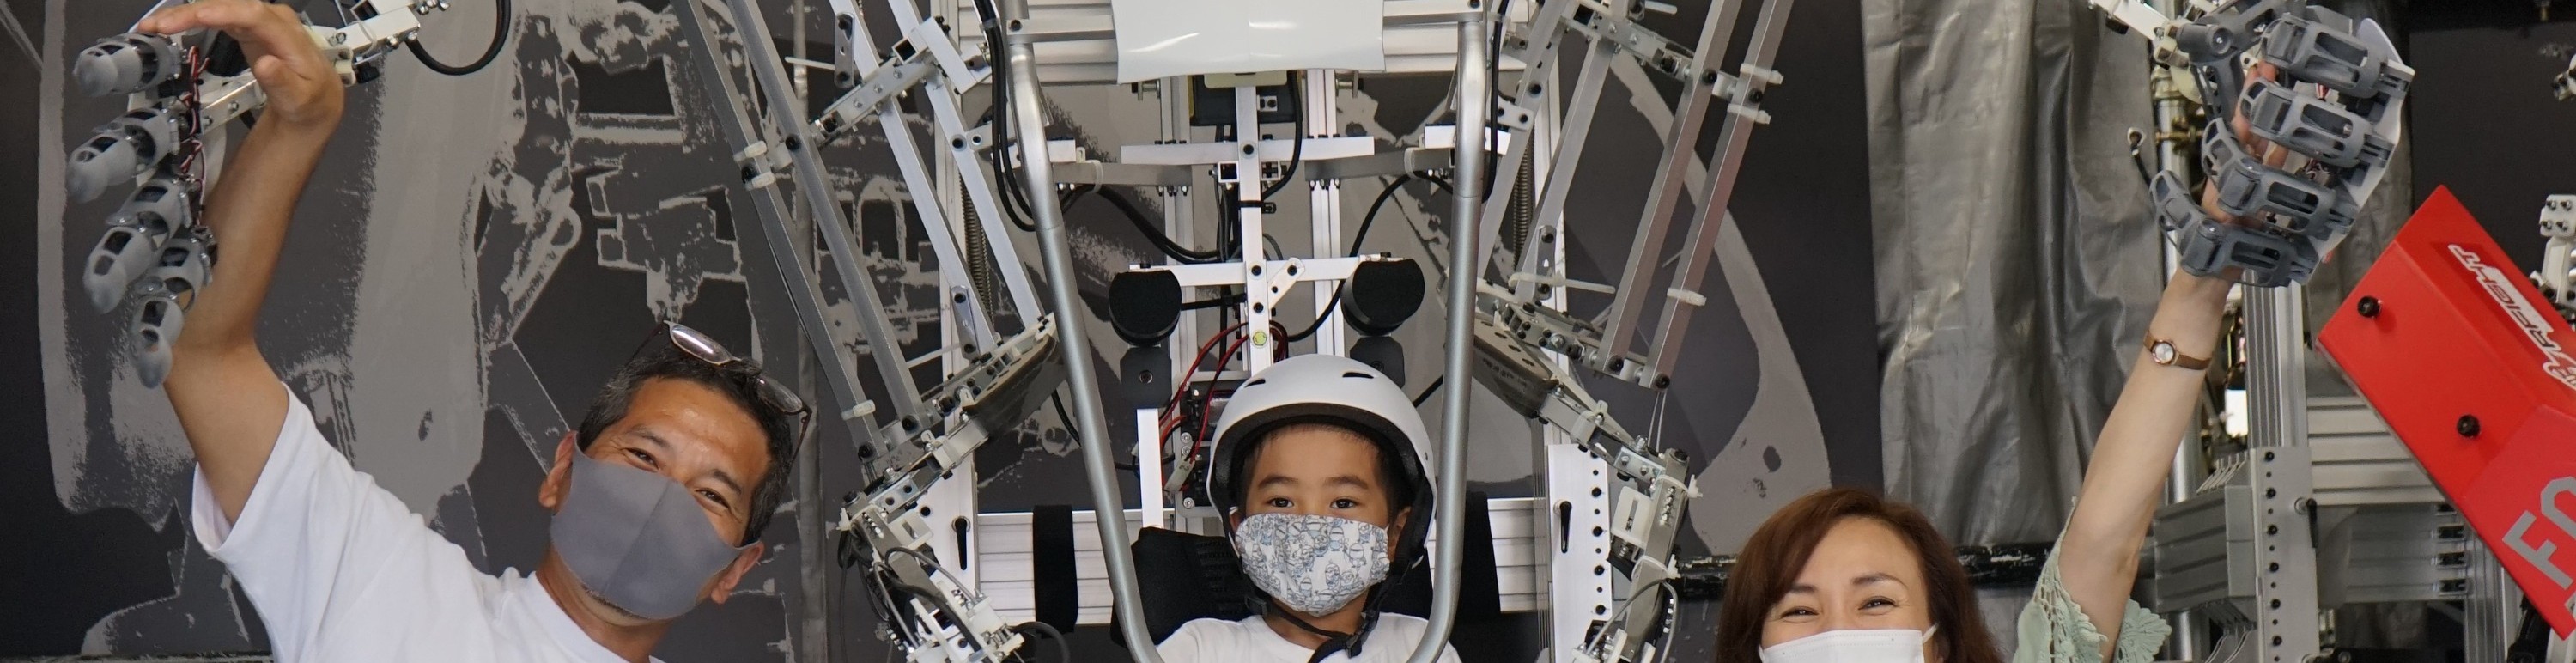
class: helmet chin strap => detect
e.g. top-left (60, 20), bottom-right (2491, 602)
top-left (1268, 588), bottom-right (1372, 663)
top-left (1271, 548), bottom-right (1419, 663)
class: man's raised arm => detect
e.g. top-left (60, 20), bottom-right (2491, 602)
top-left (143, 0), bottom-right (346, 522)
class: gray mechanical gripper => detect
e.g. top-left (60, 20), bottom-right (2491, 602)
top-left (2239, 80), bottom-right (2394, 170)
top-left (67, 107), bottom-right (184, 203)
top-left (74, 33), bottom-right (185, 98)
top-left (2262, 9), bottom-right (2409, 101)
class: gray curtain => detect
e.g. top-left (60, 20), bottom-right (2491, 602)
top-left (1862, 0), bottom-right (2413, 651)
top-left (1864, 0), bottom-right (2166, 546)
top-left (1864, 0), bottom-right (2416, 544)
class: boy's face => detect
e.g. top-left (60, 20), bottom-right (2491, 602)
top-left (1236, 423), bottom-right (1405, 540)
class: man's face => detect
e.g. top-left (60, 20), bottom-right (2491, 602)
top-left (539, 377), bottom-right (775, 621)
top-left (572, 378), bottom-right (773, 543)
top-left (1236, 424), bottom-right (1401, 533)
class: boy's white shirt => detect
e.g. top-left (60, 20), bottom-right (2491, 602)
top-left (1157, 613), bottom-right (1464, 663)
top-left (189, 383), bottom-right (659, 663)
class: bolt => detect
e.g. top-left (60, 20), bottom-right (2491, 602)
top-left (2458, 415), bottom-right (2481, 437)
top-left (2356, 295), bottom-right (2379, 318)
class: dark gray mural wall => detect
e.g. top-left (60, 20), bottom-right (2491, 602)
top-left (2, 0), bottom-right (1880, 660)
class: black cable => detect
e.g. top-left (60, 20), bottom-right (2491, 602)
top-left (1182, 294), bottom-right (1244, 309)
top-left (1410, 375), bottom-right (1443, 407)
top-left (981, 13), bottom-right (1045, 231)
top-left (1062, 185), bottom-right (1228, 263)
top-left (1281, 295), bottom-right (1341, 344)
top-left (1283, 174), bottom-right (1418, 343)
top-left (407, 0), bottom-right (511, 76)
top-left (1480, 0), bottom-right (1507, 197)
top-left (1050, 392), bottom-right (1077, 434)
top-left (1259, 75), bottom-right (1306, 201)
top-left (1012, 621), bottom-right (1074, 663)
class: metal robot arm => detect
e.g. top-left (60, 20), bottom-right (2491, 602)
top-left (63, 0), bottom-right (458, 387)
top-left (833, 320), bottom-right (1062, 662)
top-left (1470, 290), bottom-right (1697, 663)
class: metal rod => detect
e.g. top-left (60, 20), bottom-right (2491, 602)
top-left (994, 0), bottom-right (1166, 658)
top-left (1409, 6), bottom-right (1491, 662)
top-left (671, 0), bottom-right (879, 449)
top-left (1645, 0), bottom-right (1796, 379)
top-left (1600, 0), bottom-right (1741, 341)
top-left (711, 0), bottom-right (927, 422)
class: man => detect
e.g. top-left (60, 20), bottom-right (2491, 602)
top-left (144, 2), bottom-right (806, 661)
top-left (1156, 355), bottom-right (1463, 663)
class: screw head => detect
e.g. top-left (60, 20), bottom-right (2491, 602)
top-left (2356, 295), bottom-right (2380, 318)
top-left (2458, 415), bottom-right (2481, 437)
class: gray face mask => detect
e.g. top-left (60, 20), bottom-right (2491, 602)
top-left (550, 450), bottom-right (751, 621)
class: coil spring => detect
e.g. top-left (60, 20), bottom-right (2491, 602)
top-left (962, 190), bottom-right (1004, 319)
top-left (1503, 153), bottom-right (1537, 259)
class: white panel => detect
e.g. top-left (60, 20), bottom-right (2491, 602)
top-left (1110, 0), bottom-right (1386, 82)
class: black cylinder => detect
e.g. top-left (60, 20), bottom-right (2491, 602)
top-left (1344, 258), bottom-right (1425, 337)
top-left (1108, 270), bottom-right (1182, 346)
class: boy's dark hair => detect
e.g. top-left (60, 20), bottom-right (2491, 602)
top-left (575, 344), bottom-right (801, 546)
top-left (1226, 417), bottom-right (1417, 520)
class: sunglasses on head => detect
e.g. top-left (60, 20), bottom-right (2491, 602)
top-left (641, 322), bottom-right (813, 435)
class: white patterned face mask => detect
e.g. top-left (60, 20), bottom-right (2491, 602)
top-left (1231, 513), bottom-right (1393, 616)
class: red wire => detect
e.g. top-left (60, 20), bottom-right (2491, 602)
top-left (1192, 332), bottom-right (1255, 443)
top-left (1160, 323), bottom-right (1243, 421)
top-left (174, 43), bottom-right (209, 205)
top-left (1152, 322), bottom-right (1244, 488)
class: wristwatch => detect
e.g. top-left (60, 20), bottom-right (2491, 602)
top-left (2145, 337), bottom-right (2210, 370)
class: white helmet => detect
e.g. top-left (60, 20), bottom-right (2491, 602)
top-left (1202, 355), bottom-right (1436, 557)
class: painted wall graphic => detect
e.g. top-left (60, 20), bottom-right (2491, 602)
top-left (3, 0), bottom-right (1880, 660)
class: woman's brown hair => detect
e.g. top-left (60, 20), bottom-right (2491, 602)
top-left (1713, 487), bottom-right (2002, 663)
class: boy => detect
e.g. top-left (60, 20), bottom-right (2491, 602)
top-left (1157, 355), bottom-right (1465, 663)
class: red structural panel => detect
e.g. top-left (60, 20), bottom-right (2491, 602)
top-left (2319, 186), bottom-right (2576, 636)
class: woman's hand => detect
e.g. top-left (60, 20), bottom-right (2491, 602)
top-left (137, 0), bottom-right (344, 132)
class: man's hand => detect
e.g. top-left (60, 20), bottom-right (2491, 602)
top-left (144, 0), bottom-right (353, 521)
top-left (138, 0), bottom-right (343, 131)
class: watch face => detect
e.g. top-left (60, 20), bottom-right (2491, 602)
top-left (2151, 342), bottom-right (2176, 364)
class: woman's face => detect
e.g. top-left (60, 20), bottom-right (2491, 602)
top-left (1758, 516), bottom-right (1939, 660)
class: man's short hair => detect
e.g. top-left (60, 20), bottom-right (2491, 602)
top-left (1225, 417), bottom-right (1417, 517)
top-left (574, 344), bottom-right (800, 546)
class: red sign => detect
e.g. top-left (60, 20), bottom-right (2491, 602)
top-left (2319, 186), bottom-right (2576, 636)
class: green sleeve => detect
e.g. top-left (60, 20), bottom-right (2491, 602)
top-left (2010, 550), bottom-right (2172, 663)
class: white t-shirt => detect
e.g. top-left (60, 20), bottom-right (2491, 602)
top-left (1157, 614), bottom-right (1464, 663)
top-left (190, 386), bottom-right (659, 663)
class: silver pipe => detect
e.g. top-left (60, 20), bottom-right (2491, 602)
top-left (1407, 7), bottom-right (1489, 663)
top-left (993, 0), bottom-right (1166, 659)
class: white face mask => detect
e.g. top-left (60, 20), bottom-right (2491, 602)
top-left (1230, 513), bottom-right (1393, 616)
top-left (1757, 626), bottom-right (1935, 663)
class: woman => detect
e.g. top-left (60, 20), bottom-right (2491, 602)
top-left (1716, 269), bottom-right (2229, 663)
top-left (1714, 64), bottom-right (2269, 659)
